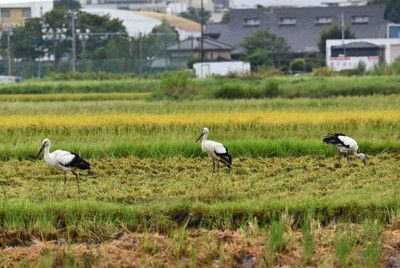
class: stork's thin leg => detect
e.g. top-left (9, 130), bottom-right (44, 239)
top-left (217, 161), bottom-right (220, 173)
top-left (212, 159), bottom-right (215, 173)
top-left (64, 172), bottom-right (67, 186)
top-left (346, 153), bottom-right (350, 165)
top-left (338, 151), bottom-right (342, 165)
top-left (72, 171), bottom-right (80, 193)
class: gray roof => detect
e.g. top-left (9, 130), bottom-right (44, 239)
top-left (167, 36), bottom-right (233, 52)
top-left (332, 41), bottom-right (383, 49)
top-left (205, 4), bottom-right (388, 53)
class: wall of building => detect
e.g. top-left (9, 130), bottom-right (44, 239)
top-left (391, 45), bottom-right (400, 62)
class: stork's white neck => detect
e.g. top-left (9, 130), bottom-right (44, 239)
top-left (202, 132), bottom-right (208, 141)
top-left (43, 144), bottom-right (51, 160)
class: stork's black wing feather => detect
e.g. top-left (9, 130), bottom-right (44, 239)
top-left (322, 133), bottom-right (349, 148)
top-left (215, 146), bottom-right (232, 168)
top-left (61, 152), bottom-right (91, 170)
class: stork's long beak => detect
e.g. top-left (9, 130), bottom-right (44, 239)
top-left (36, 144), bottom-right (45, 159)
top-left (195, 132), bottom-right (204, 143)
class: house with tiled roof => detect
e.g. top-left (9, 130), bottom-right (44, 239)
top-left (205, 4), bottom-right (388, 59)
top-left (149, 36), bottom-right (234, 69)
top-left (167, 36), bottom-right (233, 60)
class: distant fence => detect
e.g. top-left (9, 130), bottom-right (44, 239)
top-left (0, 57), bottom-right (192, 78)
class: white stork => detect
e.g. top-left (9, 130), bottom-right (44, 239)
top-left (323, 133), bottom-right (366, 166)
top-left (36, 138), bottom-right (91, 192)
top-left (195, 127), bottom-right (232, 172)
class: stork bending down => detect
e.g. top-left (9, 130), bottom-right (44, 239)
top-left (36, 138), bottom-right (91, 192)
top-left (196, 127), bottom-right (232, 172)
top-left (323, 133), bottom-right (366, 166)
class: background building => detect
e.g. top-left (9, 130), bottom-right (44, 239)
top-left (0, 0), bottom-right (53, 27)
top-left (205, 5), bottom-right (388, 56)
top-left (326, 38), bottom-right (400, 71)
top-left (223, 0), bottom-right (367, 9)
top-left (82, 8), bottom-right (201, 39)
top-left (78, 0), bottom-right (215, 12)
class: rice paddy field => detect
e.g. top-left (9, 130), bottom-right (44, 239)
top-left (0, 89), bottom-right (399, 267)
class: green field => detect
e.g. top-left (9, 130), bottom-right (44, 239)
top-left (0, 82), bottom-right (399, 266)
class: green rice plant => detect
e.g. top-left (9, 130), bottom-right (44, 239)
top-left (262, 216), bottom-right (286, 267)
top-left (171, 218), bottom-right (190, 258)
top-left (301, 212), bottom-right (315, 265)
top-left (362, 219), bottom-right (382, 267)
top-left (0, 95), bottom-right (398, 115)
top-left (335, 225), bottom-right (358, 267)
top-left (269, 217), bottom-right (286, 253)
top-left (37, 248), bottom-right (55, 268)
top-left (190, 245), bottom-right (198, 267)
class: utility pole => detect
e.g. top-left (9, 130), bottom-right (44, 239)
top-left (68, 10), bottom-right (77, 72)
top-left (2, 24), bottom-right (16, 76)
top-left (164, 33), bottom-right (168, 71)
top-left (177, 36), bottom-right (181, 69)
top-left (200, 0), bottom-right (204, 62)
top-left (341, 12), bottom-right (346, 56)
top-left (139, 33), bottom-right (143, 75)
top-left (38, 6), bottom-right (43, 78)
top-left (7, 31), bottom-right (12, 75)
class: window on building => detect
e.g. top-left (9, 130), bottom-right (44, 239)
top-left (243, 18), bottom-right (261, 27)
top-left (1, 9), bottom-right (11, 18)
top-left (315, 16), bottom-right (333, 25)
top-left (279, 17), bottom-right (296, 26)
top-left (22, 8), bottom-right (31, 18)
top-left (351, 16), bottom-right (369, 24)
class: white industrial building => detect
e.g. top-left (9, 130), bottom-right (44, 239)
top-left (83, 7), bottom-right (201, 39)
top-left (326, 38), bottom-right (400, 71)
top-left (0, 0), bottom-right (53, 25)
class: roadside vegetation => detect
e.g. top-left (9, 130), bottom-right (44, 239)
top-left (1, 74), bottom-right (400, 100)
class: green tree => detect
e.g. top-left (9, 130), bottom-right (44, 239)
top-left (318, 24), bottom-right (356, 58)
top-left (221, 11), bottom-right (230, 24)
top-left (385, 0), bottom-right (400, 23)
top-left (127, 21), bottom-right (178, 73)
top-left (369, 0), bottom-right (400, 23)
top-left (179, 7), bottom-right (211, 23)
top-left (150, 19), bottom-right (178, 58)
top-left (1, 6), bottom-right (127, 69)
top-left (0, 18), bottom-right (43, 61)
top-left (92, 47), bottom-right (107, 60)
top-left (246, 49), bottom-right (273, 70)
top-left (241, 29), bottom-right (290, 67)
top-left (76, 11), bottom-right (127, 61)
top-left (290, 58), bottom-right (307, 73)
top-left (151, 19), bottom-right (179, 44)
